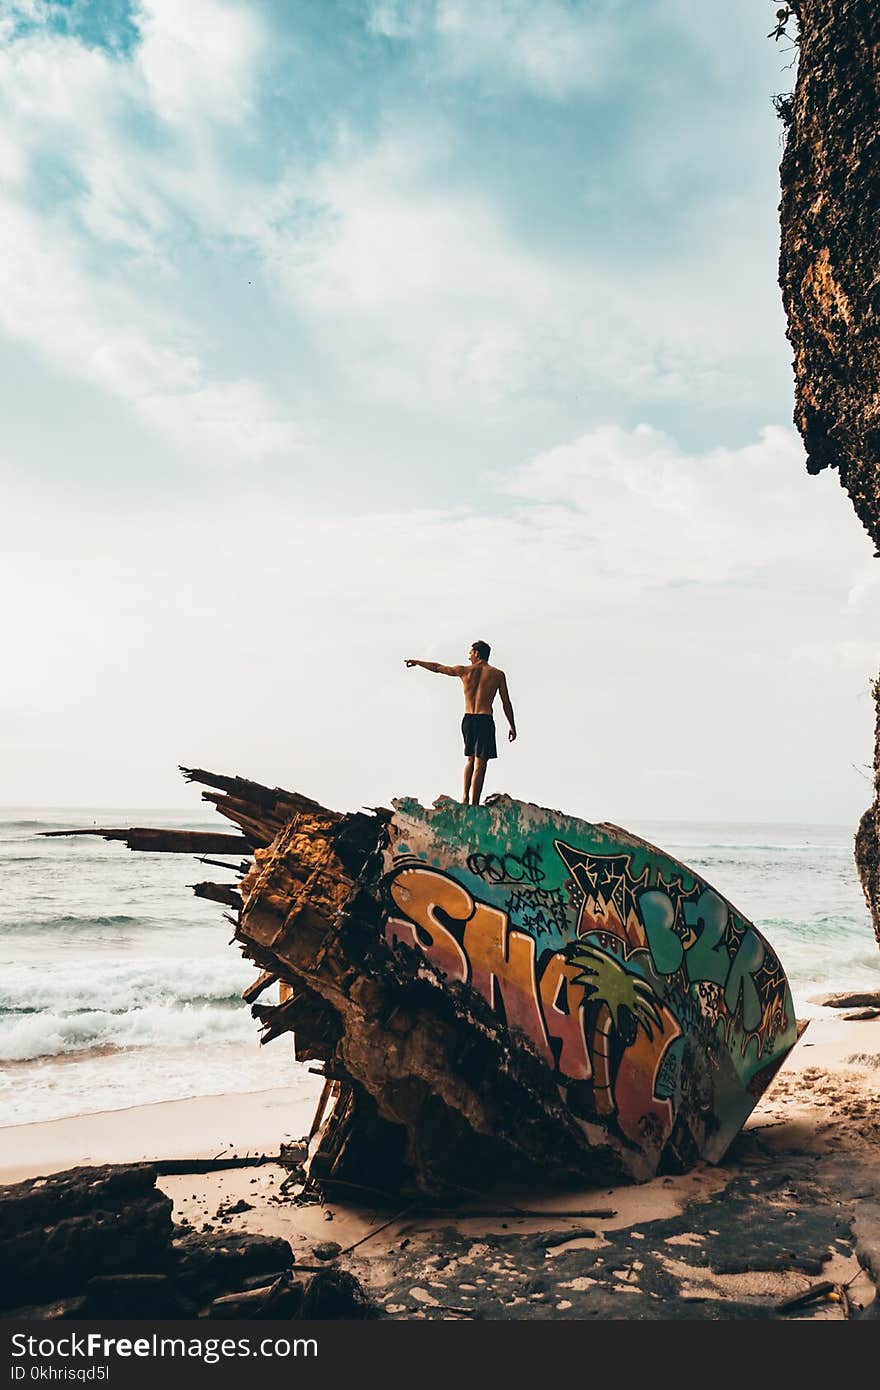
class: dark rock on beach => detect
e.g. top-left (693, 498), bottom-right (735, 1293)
top-left (0, 1163), bottom-right (375, 1320)
top-left (0, 1164), bottom-right (173, 1310)
top-left (173, 1229), bottom-right (296, 1300)
top-left (818, 991), bottom-right (880, 1010)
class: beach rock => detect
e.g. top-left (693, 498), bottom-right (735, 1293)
top-left (0, 1163), bottom-right (161, 1238)
top-left (312, 1241), bottom-right (341, 1262)
top-left (298, 1269), bottom-right (377, 1320)
top-left (843, 1009), bottom-right (880, 1021)
top-left (818, 992), bottom-right (880, 1011)
top-left (82, 1273), bottom-right (189, 1319)
top-left (173, 1230), bottom-right (295, 1299)
top-left (0, 1165), bottom-right (173, 1310)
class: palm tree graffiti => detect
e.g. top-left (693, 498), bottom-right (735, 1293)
top-left (568, 943), bottom-right (664, 1117)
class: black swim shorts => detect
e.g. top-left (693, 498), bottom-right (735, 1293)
top-left (462, 713), bottom-right (497, 760)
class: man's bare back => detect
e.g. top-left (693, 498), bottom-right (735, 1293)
top-left (405, 640), bottom-right (516, 805)
top-left (460, 660), bottom-right (504, 715)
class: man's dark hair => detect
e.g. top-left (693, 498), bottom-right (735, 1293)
top-left (472, 640), bottom-right (491, 661)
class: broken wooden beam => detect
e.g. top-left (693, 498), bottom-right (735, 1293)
top-left (191, 881), bottom-right (242, 908)
top-left (242, 970), bottom-right (279, 1005)
top-left (43, 827), bottom-right (251, 855)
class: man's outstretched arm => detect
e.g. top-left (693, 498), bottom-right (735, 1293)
top-left (405, 658), bottom-right (466, 676)
top-left (500, 673), bottom-right (517, 742)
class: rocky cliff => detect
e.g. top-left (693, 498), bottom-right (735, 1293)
top-left (777, 0), bottom-right (880, 944)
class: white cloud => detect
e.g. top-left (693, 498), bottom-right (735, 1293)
top-left (134, 0), bottom-right (267, 127)
top-left (0, 1), bottom-right (790, 448)
top-left (0, 194), bottom-right (299, 461)
top-left (497, 423), bottom-right (867, 589)
top-left (2, 424), bottom-right (876, 821)
top-left (0, 11), bottom-right (299, 462)
top-left (264, 126), bottom-right (557, 408)
top-left (369, 0), bottom-right (615, 96)
top-left (258, 119), bottom-right (769, 416)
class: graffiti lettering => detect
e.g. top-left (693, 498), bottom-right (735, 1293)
top-left (640, 889), bottom-right (683, 974)
top-left (506, 887), bottom-right (569, 938)
top-left (723, 927), bottom-right (765, 1032)
top-left (683, 891), bottom-right (730, 986)
top-left (387, 868), bottom-right (469, 983)
top-left (639, 884), bottom-right (768, 1032)
top-left (386, 865), bottom-right (575, 1075)
top-left (467, 846), bottom-right (546, 886)
top-left (381, 812), bottom-right (796, 1170)
top-left (463, 901), bottom-right (554, 1066)
top-left (554, 842), bottom-right (649, 946)
top-left (538, 953), bottom-right (591, 1080)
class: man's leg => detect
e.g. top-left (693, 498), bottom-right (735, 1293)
top-left (471, 757), bottom-right (488, 806)
top-left (463, 756), bottom-right (475, 804)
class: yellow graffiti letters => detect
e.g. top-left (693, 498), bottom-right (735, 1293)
top-left (463, 902), bottom-right (554, 1066)
top-left (386, 868), bottom-right (469, 983)
top-left (538, 953), bottom-right (592, 1080)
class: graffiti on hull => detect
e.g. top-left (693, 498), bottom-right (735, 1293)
top-left (380, 796), bottom-right (797, 1173)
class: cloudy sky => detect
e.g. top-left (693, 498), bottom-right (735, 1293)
top-left (1, 0), bottom-right (877, 826)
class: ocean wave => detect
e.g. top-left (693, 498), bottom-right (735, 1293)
top-left (0, 820), bottom-right (61, 830)
top-left (0, 955), bottom-right (257, 1019)
top-left (0, 911), bottom-right (216, 934)
top-left (0, 912), bottom-right (169, 933)
top-left (0, 1001), bottom-right (253, 1062)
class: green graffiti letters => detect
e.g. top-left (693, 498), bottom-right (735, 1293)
top-left (683, 890), bottom-right (730, 986)
top-left (640, 885), bottom-right (766, 1030)
top-left (639, 890), bottom-right (683, 974)
top-left (723, 927), bottom-right (765, 1033)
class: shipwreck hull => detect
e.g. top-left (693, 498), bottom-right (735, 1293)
top-left (381, 798), bottom-right (797, 1173)
top-left (55, 769), bottom-right (799, 1198)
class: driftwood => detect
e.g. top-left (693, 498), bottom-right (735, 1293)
top-left (191, 881), bottom-right (242, 908)
top-left (150, 1155), bottom-right (274, 1175)
top-left (44, 827), bottom-right (250, 856)
top-left (776, 1281), bottom-right (836, 1315)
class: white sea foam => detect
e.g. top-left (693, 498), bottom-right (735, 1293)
top-left (0, 954), bottom-right (248, 1017)
top-left (0, 1000), bottom-right (254, 1062)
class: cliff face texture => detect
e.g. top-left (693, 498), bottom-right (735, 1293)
top-left (778, 0), bottom-right (880, 945)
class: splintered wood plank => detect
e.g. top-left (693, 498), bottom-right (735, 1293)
top-left (42, 828), bottom-right (252, 855)
top-left (191, 882), bottom-right (242, 908)
top-left (242, 970), bottom-right (278, 1004)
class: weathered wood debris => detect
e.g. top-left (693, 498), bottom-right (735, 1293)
top-left (0, 1163), bottom-right (375, 1320)
top-left (53, 767), bottom-right (800, 1200)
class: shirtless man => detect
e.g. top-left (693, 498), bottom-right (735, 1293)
top-left (405, 641), bottom-right (516, 806)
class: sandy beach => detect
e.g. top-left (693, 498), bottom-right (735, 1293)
top-left (3, 1012), bottom-right (878, 1319)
